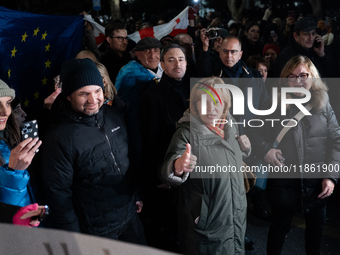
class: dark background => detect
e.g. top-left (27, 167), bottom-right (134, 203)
top-left (1, 0), bottom-right (340, 22)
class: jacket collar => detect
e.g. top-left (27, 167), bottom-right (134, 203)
top-left (51, 92), bottom-right (104, 126)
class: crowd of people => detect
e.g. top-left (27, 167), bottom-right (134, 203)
top-left (1, 4), bottom-right (340, 255)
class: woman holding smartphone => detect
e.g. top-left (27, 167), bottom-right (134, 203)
top-left (0, 80), bottom-right (42, 207)
top-left (248, 56), bottom-right (340, 255)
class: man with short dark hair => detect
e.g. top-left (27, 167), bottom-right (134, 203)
top-left (139, 44), bottom-right (189, 250)
top-left (173, 33), bottom-right (197, 76)
top-left (101, 22), bottom-right (132, 82)
top-left (274, 17), bottom-right (337, 77)
top-left (42, 58), bottom-right (145, 244)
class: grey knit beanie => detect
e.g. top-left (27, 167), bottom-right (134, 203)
top-left (60, 58), bottom-right (104, 97)
top-left (0, 80), bottom-right (15, 99)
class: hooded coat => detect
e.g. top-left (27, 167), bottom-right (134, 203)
top-left (160, 111), bottom-right (247, 255)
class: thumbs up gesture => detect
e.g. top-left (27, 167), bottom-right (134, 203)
top-left (174, 143), bottom-right (197, 176)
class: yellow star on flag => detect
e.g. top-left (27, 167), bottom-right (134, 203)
top-left (8, 69), bottom-right (11, 78)
top-left (21, 32), bottom-right (28, 42)
top-left (41, 77), bottom-right (48, 85)
top-left (34, 91), bottom-right (40, 99)
top-left (45, 43), bottom-right (51, 52)
top-left (33, 27), bottom-right (40, 36)
top-left (24, 98), bottom-right (30, 107)
top-left (45, 59), bottom-right (51, 68)
top-left (41, 31), bottom-right (48, 40)
top-left (11, 47), bottom-right (17, 58)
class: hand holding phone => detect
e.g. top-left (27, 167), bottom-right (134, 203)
top-left (9, 122), bottom-right (42, 170)
top-left (276, 152), bottom-right (285, 164)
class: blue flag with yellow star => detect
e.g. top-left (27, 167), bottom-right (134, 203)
top-left (0, 7), bottom-right (83, 117)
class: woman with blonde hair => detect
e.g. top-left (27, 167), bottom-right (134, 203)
top-left (248, 55), bottom-right (340, 255)
top-left (160, 77), bottom-right (251, 255)
top-left (95, 62), bottom-right (126, 113)
top-left (95, 62), bottom-right (117, 105)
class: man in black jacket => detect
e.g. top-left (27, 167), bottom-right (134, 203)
top-left (101, 22), bottom-right (131, 82)
top-left (42, 59), bottom-right (145, 244)
top-left (274, 17), bottom-right (337, 78)
top-left (197, 35), bottom-right (269, 133)
top-left (138, 44), bottom-right (189, 251)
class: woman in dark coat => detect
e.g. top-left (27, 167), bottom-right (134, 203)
top-left (248, 55), bottom-right (340, 255)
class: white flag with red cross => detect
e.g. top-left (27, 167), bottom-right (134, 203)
top-left (84, 7), bottom-right (189, 47)
top-left (128, 7), bottom-right (189, 42)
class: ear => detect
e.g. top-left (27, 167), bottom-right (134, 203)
top-left (160, 61), bottom-right (165, 71)
top-left (239, 50), bottom-right (243, 60)
top-left (67, 96), bottom-right (71, 102)
top-left (135, 51), bottom-right (140, 61)
top-left (293, 32), bottom-right (298, 41)
top-left (106, 36), bottom-right (112, 44)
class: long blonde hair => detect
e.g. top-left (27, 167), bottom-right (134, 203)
top-left (95, 62), bottom-right (117, 100)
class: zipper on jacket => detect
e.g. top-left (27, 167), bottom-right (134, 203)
top-left (95, 115), bottom-right (122, 177)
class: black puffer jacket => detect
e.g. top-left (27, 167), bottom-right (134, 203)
top-left (42, 94), bottom-right (137, 236)
top-left (248, 89), bottom-right (340, 212)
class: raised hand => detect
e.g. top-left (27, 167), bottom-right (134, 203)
top-left (174, 143), bottom-right (197, 176)
top-left (8, 137), bottom-right (42, 170)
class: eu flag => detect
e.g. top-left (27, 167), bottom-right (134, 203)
top-left (0, 7), bottom-right (84, 117)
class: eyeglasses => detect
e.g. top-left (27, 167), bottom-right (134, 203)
top-left (287, 73), bottom-right (309, 82)
top-left (220, 49), bottom-right (239, 55)
top-left (110, 36), bottom-right (129, 42)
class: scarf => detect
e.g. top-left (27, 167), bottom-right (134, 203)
top-left (204, 117), bottom-right (226, 139)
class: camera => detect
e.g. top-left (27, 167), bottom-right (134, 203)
top-left (205, 28), bottom-right (223, 40)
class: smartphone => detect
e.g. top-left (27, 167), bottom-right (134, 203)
top-left (20, 120), bottom-right (39, 141)
top-left (313, 39), bottom-right (321, 48)
top-left (32, 205), bottom-right (50, 222)
top-left (288, 11), bottom-right (295, 20)
top-left (276, 153), bottom-right (285, 164)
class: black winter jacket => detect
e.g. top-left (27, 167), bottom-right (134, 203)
top-left (101, 47), bottom-right (131, 82)
top-left (139, 73), bottom-right (190, 187)
top-left (42, 94), bottom-right (137, 237)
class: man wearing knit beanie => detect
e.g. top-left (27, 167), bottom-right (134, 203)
top-left (60, 58), bottom-right (104, 116)
top-left (42, 58), bottom-right (146, 244)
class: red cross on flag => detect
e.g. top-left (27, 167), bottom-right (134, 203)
top-left (84, 7), bottom-right (189, 46)
top-left (129, 7), bottom-right (189, 42)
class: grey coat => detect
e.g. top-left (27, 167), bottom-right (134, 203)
top-left (160, 111), bottom-right (247, 255)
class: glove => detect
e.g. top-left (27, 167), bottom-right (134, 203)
top-left (12, 203), bottom-right (40, 227)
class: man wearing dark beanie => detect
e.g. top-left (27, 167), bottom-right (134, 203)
top-left (41, 58), bottom-right (146, 244)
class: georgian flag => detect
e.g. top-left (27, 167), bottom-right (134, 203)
top-left (84, 7), bottom-right (189, 46)
top-left (128, 7), bottom-right (189, 42)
